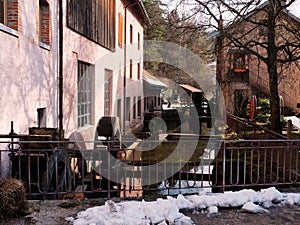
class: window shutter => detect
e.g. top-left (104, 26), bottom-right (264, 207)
top-left (68, 0), bottom-right (116, 50)
top-left (118, 12), bottom-right (123, 47)
top-left (0, 0), bottom-right (4, 24)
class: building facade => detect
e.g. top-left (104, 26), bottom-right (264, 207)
top-left (0, 0), bottom-right (149, 144)
top-left (0, 0), bottom-right (58, 134)
top-left (219, 2), bottom-right (300, 117)
top-left (63, 0), bottom-right (150, 142)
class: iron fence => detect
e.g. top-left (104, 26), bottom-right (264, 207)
top-left (226, 112), bottom-right (287, 140)
top-left (0, 138), bottom-right (300, 199)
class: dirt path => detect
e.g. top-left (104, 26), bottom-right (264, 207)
top-left (186, 205), bottom-right (300, 225)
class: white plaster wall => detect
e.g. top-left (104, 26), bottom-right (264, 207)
top-left (0, 0), bottom-right (58, 135)
top-left (63, 0), bottom-right (145, 141)
top-left (122, 2), bottom-right (144, 128)
top-left (0, 0), bottom-right (58, 177)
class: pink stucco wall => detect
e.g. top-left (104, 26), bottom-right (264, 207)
top-left (62, 0), bottom-right (145, 142)
top-left (0, 0), bottom-right (58, 177)
top-left (0, 0), bottom-right (58, 135)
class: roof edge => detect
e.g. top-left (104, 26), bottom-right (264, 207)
top-left (122, 0), bottom-right (151, 27)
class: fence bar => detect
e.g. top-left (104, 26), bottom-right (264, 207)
top-left (0, 138), bottom-right (299, 199)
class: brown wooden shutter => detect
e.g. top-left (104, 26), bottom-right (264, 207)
top-left (68, 0), bottom-right (115, 50)
top-left (0, 0), bottom-right (4, 24)
top-left (118, 12), bottom-right (123, 47)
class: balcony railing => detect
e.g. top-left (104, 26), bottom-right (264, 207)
top-left (226, 69), bottom-right (249, 83)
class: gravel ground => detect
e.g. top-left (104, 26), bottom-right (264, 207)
top-left (186, 205), bottom-right (300, 225)
top-left (1, 198), bottom-right (300, 225)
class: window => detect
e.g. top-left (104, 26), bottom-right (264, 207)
top-left (104, 69), bottom-right (113, 116)
top-left (68, 0), bottom-right (116, 50)
top-left (118, 12), bottom-right (123, 48)
top-left (37, 108), bottom-right (46, 127)
top-left (133, 96), bottom-right (136, 119)
top-left (129, 59), bottom-right (133, 79)
top-left (137, 96), bottom-right (141, 117)
top-left (130, 24), bottom-right (133, 44)
top-left (39, 0), bottom-right (50, 45)
top-left (158, 95), bottom-right (161, 106)
top-left (78, 61), bottom-right (94, 128)
top-left (117, 99), bottom-right (121, 119)
top-left (138, 32), bottom-right (140, 50)
top-left (233, 53), bottom-right (247, 73)
top-left (0, 0), bottom-right (20, 30)
top-left (137, 63), bottom-right (141, 80)
top-left (0, 0), bottom-right (6, 25)
top-left (125, 97), bottom-right (130, 121)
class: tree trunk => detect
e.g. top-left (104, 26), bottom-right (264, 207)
top-left (268, 64), bottom-right (281, 133)
top-left (267, 7), bottom-right (282, 134)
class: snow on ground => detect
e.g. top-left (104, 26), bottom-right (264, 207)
top-left (67, 187), bottom-right (300, 225)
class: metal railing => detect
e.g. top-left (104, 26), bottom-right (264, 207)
top-left (214, 140), bottom-right (300, 192)
top-left (1, 138), bottom-right (299, 199)
top-left (226, 112), bottom-right (287, 140)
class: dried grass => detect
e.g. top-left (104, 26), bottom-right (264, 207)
top-left (0, 178), bottom-right (28, 220)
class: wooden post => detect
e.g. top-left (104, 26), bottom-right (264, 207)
top-left (287, 119), bottom-right (292, 139)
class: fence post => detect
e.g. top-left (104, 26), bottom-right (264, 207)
top-left (107, 140), bottom-right (111, 199)
top-left (287, 120), bottom-right (292, 139)
top-left (222, 141), bottom-right (226, 192)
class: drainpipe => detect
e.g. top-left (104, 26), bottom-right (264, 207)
top-left (58, 0), bottom-right (64, 141)
top-left (123, 0), bottom-right (141, 134)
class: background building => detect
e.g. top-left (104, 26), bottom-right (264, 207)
top-left (220, 2), bottom-right (300, 116)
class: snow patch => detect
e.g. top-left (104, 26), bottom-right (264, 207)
top-left (241, 202), bottom-right (269, 214)
top-left (71, 187), bottom-right (300, 225)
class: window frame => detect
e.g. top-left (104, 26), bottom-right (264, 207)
top-left (117, 99), bottom-right (121, 119)
top-left (0, 0), bottom-right (7, 26)
top-left (37, 108), bottom-right (47, 128)
top-left (137, 62), bottom-right (140, 80)
top-left (137, 96), bottom-right (141, 117)
top-left (133, 96), bottom-right (136, 119)
top-left (104, 69), bottom-right (113, 116)
top-left (137, 32), bottom-right (140, 50)
top-left (0, 0), bottom-right (20, 34)
top-left (229, 49), bottom-right (249, 73)
top-left (125, 97), bottom-right (131, 121)
top-left (233, 53), bottom-right (247, 73)
top-left (130, 24), bottom-right (133, 44)
top-left (129, 59), bottom-right (133, 79)
top-left (77, 61), bottom-right (94, 128)
top-left (39, 0), bottom-right (51, 46)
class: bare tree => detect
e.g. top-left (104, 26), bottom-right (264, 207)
top-left (143, 0), bottom-right (214, 89)
top-left (172, 0), bottom-right (300, 133)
